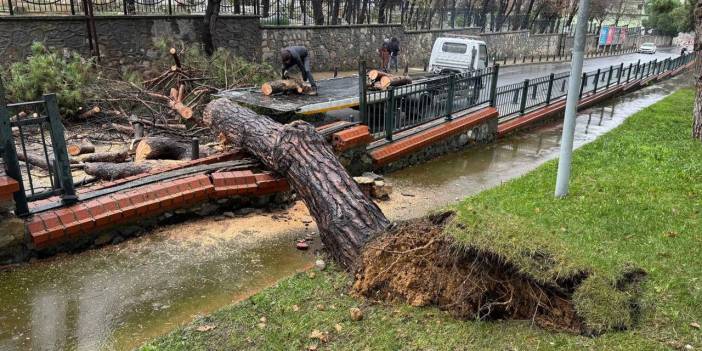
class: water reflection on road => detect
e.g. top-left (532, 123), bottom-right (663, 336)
top-left (0, 74), bottom-right (692, 351)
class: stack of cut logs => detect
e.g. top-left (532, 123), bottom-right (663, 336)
top-left (367, 70), bottom-right (412, 91)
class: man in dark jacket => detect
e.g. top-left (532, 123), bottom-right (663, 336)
top-left (388, 37), bottom-right (400, 72)
top-left (281, 46), bottom-right (317, 95)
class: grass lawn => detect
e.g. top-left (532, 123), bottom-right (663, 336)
top-left (140, 89), bottom-right (701, 350)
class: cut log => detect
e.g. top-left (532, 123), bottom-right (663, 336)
top-left (17, 152), bottom-right (79, 170)
top-left (261, 79), bottom-right (304, 96)
top-left (106, 123), bottom-right (134, 136)
top-left (203, 99), bottom-right (390, 268)
top-left (379, 75), bottom-right (413, 90)
top-left (169, 100), bottom-right (194, 120)
top-left (76, 151), bottom-right (129, 163)
top-left (169, 47), bottom-right (181, 68)
top-left (67, 139), bottom-right (95, 156)
top-left (367, 69), bottom-right (389, 82)
top-left (84, 161), bottom-right (158, 180)
top-left (78, 106), bottom-right (101, 119)
top-left (134, 136), bottom-right (205, 161)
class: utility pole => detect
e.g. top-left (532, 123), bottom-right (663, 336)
top-left (554, 0), bottom-right (591, 198)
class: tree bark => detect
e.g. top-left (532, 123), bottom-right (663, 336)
top-left (203, 0), bottom-right (222, 56)
top-left (203, 99), bottom-right (390, 268)
top-left (368, 69), bottom-right (390, 82)
top-left (84, 161), bottom-right (158, 181)
top-left (694, 0), bottom-right (702, 140)
top-left (76, 151), bottom-right (129, 163)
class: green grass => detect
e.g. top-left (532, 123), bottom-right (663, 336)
top-left (140, 89), bottom-right (702, 350)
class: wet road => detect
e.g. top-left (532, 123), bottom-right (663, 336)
top-left (498, 47), bottom-right (678, 85)
top-left (0, 72), bottom-right (692, 351)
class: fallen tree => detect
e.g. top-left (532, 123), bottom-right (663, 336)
top-left (203, 98), bottom-right (390, 267)
top-left (84, 161), bottom-right (158, 180)
top-left (201, 99), bottom-right (645, 334)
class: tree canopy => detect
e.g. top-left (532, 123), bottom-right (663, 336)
top-left (643, 0), bottom-right (694, 35)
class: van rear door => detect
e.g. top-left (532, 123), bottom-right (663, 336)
top-left (435, 40), bottom-right (474, 73)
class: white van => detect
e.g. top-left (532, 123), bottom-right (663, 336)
top-left (428, 36), bottom-right (489, 75)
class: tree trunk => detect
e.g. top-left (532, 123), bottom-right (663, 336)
top-left (368, 69), bottom-right (390, 81)
top-left (261, 79), bottom-right (305, 95)
top-left (67, 139), bottom-right (95, 156)
top-left (135, 137), bottom-right (195, 161)
top-left (311, 0), bottom-right (325, 25)
top-left (379, 75), bottom-right (413, 89)
top-left (76, 151), bottom-right (129, 163)
top-left (203, 0), bottom-right (222, 56)
top-left (694, 0), bottom-right (702, 140)
top-left (84, 161), bottom-right (159, 181)
top-left (203, 99), bottom-right (390, 268)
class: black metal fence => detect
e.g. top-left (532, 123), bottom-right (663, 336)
top-left (1, 0), bottom-right (607, 35)
top-left (361, 64), bottom-right (498, 140)
top-left (0, 81), bottom-right (76, 216)
top-left (496, 53), bottom-right (696, 121)
top-left (360, 52), bottom-right (695, 141)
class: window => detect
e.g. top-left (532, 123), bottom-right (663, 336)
top-left (442, 42), bottom-right (468, 54)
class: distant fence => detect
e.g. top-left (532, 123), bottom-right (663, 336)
top-left (1, 0), bottom-right (611, 34)
top-left (361, 52), bottom-right (697, 141)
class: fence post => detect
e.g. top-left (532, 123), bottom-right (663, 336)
top-left (545, 73), bottom-right (554, 105)
top-left (0, 79), bottom-right (28, 215)
top-left (519, 79), bottom-right (529, 115)
top-left (168, 0), bottom-right (172, 15)
top-left (384, 89), bottom-right (395, 141)
top-left (276, 0), bottom-right (280, 25)
top-left (626, 63), bottom-right (633, 83)
top-left (8, 0), bottom-right (13, 15)
top-left (579, 73), bottom-right (587, 99)
top-left (358, 60), bottom-right (368, 125)
top-left (606, 66), bottom-right (613, 89)
top-left (617, 62), bottom-right (623, 85)
top-left (43, 94), bottom-right (77, 204)
top-left (489, 64), bottom-right (500, 107)
top-left (70, 0), bottom-right (76, 15)
top-left (445, 75), bottom-right (455, 120)
top-left (593, 69), bottom-right (600, 94)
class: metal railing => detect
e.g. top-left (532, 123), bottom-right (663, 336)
top-left (494, 53), bottom-right (696, 121)
top-left (0, 81), bottom-right (77, 216)
top-left (361, 65), bottom-right (498, 140)
top-left (0, 0), bottom-right (609, 34)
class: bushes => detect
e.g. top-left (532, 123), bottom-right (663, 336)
top-left (5, 42), bottom-right (94, 116)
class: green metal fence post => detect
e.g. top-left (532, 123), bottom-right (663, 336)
top-left (358, 60), bottom-right (368, 125)
top-left (384, 89), bottom-right (395, 141)
top-left (44, 94), bottom-right (77, 204)
top-left (579, 73), bottom-right (587, 99)
top-left (617, 62), bottom-right (624, 85)
top-left (519, 79), bottom-right (529, 115)
top-left (0, 78), bottom-right (28, 216)
top-left (545, 73), bottom-right (555, 105)
top-left (489, 64), bottom-right (500, 107)
top-left (626, 63), bottom-right (633, 83)
top-left (593, 69), bottom-right (600, 94)
top-left (606, 65), bottom-right (613, 89)
top-left (445, 74), bottom-right (455, 121)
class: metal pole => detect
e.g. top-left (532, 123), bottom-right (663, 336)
top-left (555, 0), bottom-right (590, 198)
top-left (489, 64), bottom-right (500, 107)
top-left (358, 60), bottom-right (368, 125)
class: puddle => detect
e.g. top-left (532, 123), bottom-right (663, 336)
top-left (0, 72), bottom-right (692, 351)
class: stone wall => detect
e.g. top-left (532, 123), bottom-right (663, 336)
top-left (0, 15), bottom-right (261, 65)
top-left (260, 24), bottom-right (405, 71)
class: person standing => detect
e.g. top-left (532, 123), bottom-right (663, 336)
top-left (388, 37), bottom-right (400, 72)
top-left (280, 46), bottom-right (317, 95)
top-left (378, 39), bottom-right (391, 72)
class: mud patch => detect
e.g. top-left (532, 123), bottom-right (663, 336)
top-left (352, 212), bottom-right (589, 333)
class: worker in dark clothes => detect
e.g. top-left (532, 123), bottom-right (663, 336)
top-left (388, 37), bottom-right (400, 72)
top-left (379, 39), bottom-right (391, 72)
top-left (281, 46), bottom-right (317, 95)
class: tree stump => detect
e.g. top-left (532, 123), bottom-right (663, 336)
top-left (203, 99), bottom-right (390, 267)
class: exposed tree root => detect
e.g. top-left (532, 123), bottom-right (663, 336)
top-left (352, 212), bottom-right (591, 334)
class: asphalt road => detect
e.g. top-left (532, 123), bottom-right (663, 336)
top-left (498, 47), bottom-right (679, 86)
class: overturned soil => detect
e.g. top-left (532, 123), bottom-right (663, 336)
top-left (352, 213), bottom-right (588, 333)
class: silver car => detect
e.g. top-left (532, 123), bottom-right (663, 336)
top-left (639, 43), bottom-right (657, 54)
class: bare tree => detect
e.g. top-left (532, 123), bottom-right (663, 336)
top-left (694, 0), bottom-right (702, 140)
